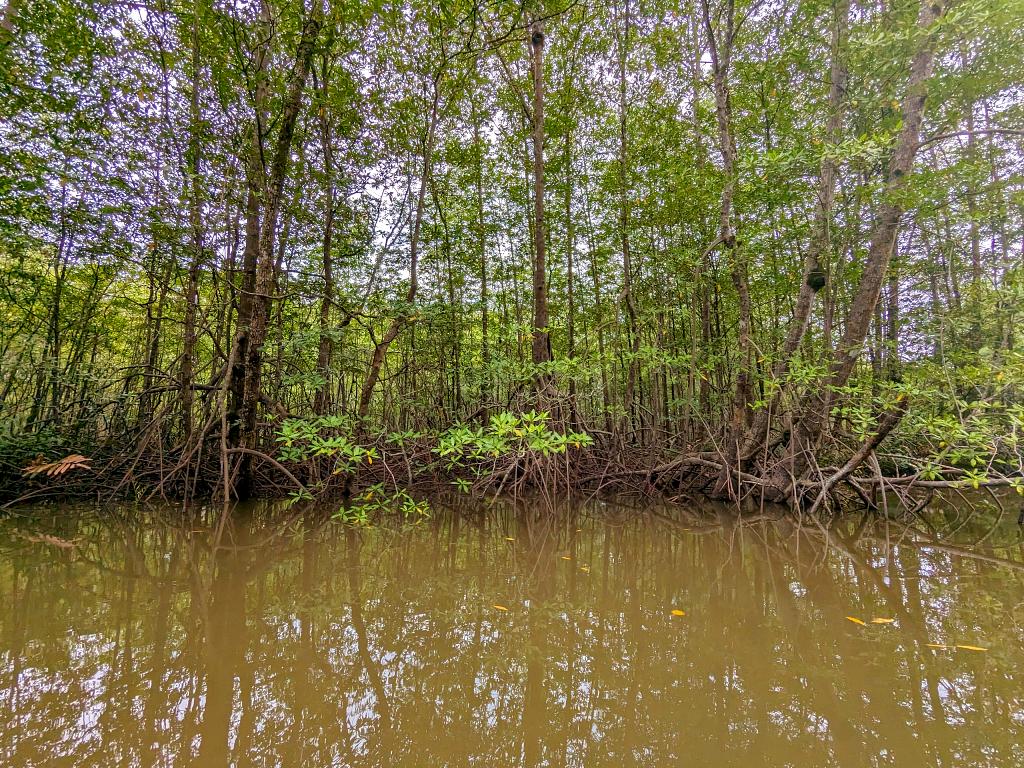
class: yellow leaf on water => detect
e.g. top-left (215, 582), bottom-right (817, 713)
top-left (671, 609), bottom-right (686, 617)
top-left (505, 537), bottom-right (515, 541)
top-left (956, 644), bottom-right (988, 652)
top-left (561, 555), bottom-right (572, 560)
top-left (871, 618), bottom-right (895, 624)
top-left (845, 616), bottom-right (867, 626)
top-left (492, 604), bottom-right (509, 611)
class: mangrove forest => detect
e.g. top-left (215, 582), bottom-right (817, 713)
top-left (0, 0), bottom-right (1023, 512)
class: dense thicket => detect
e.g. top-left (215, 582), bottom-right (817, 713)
top-left (0, 0), bottom-right (1022, 507)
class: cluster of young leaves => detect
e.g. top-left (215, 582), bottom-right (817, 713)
top-left (275, 415), bottom-right (378, 474)
top-left (435, 411), bottom-right (593, 473)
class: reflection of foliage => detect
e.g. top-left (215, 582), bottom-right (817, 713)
top-left (1, 504), bottom-right (1023, 766)
top-left (335, 484), bottom-right (431, 527)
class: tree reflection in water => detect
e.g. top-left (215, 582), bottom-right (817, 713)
top-left (1, 498), bottom-right (1022, 767)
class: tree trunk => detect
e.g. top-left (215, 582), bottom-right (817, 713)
top-left (313, 69), bottom-right (336, 415)
top-left (474, 108), bottom-right (490, 410)
top-left (616, 0), bottom-right (641, 432)
top-left (179, 4), bottom-right (204, 440)
top-left (225, 0), bottom-right (270, 463)
top-left (702, 0), bottom-right (754, 487)
top-left (227, 2), bottom-right (321, 498)
top-left (356, 82), bottom-right (440, 423)
top-left (786, 0), bottom-right (946, 488)
top-left (564, 118), bottom-right (577, 428)
top-left (741, 0), bottom-right (849, 460)
top-left (529, 19), bottom-right (551, 368)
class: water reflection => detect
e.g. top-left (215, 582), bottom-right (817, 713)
top-left (1, 500), bottom-right (1023, 767)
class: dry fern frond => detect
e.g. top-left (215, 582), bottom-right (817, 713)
top-left (23, 454), bottom-right (92, 478)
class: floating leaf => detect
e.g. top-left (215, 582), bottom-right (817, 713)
top-left (561, 555), bottom-right (572, 560)
top-left (671, 609), bottom-right (686, 617)
top-left (492, 604), bottom-right (509, 611)
top-left (956, 644), bottom-right (988, 652)
top-left (845, 616), bottom-right (867, 626)
top-left (505, 537), bottom-right (515, 541)
top-left (871, 618), bottom-right (895, 624)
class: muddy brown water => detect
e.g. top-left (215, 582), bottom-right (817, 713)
top-left (1, 498), bottom-right (1023, 767)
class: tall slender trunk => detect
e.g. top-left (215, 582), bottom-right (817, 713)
top-left (886, 264), bottom-right (900, 379)
top-left (43, 184), bottom-right (72, 423)
top-left (227, 2), bottom-right (321, 498)
top-left (702, 0), bottom-right (753, 473)
top-left (616, 0), bottom-right (640, 432)
top-left (226, 0), bottom-right (270, 454)
top-left (180, 5), bottom-right (204, 440)
top-left (824, 0), bottom-right (944, 390)
top-left (314, 67), bottom-right (336, 415)
top-left (529, 19), bottom-right (551, 368)
top-left (474, 111), bottom-right (490, 409)
top-left (690, 18), bottom-right (713, 418)
top-left (963, 56), bottom-right (982, 292)
top-left (741, 0), bottom-right (849, 461)
top-left (788, 0), bottom-right (946, 478)
top-left (584, 189), bottom-right (613, 434)
top-left (140, 255), bottom-right (172, 429)
top-left (564, 121), bottom-right (577, 428)
top-left (357, 81), bottom-right (440, 423)
top-left (963, 57), bottom-right (983, 343)
top-left (271, 196), bottom-right (296, 397)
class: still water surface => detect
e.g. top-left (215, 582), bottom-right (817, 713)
top-left (1, 499), bottom-right (1023, 767)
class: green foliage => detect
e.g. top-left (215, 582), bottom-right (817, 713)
top-left (275, 416), bottom-right (378, 474)
top-left (0, 0), bottom-right (1022, 503)
top-left (817, 349), bottom-right (1024, 488)
top-left (435, 411), bottom-right (593, 472)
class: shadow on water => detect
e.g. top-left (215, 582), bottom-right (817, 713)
top-left (1, 496), bottom-right (1023, 767)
